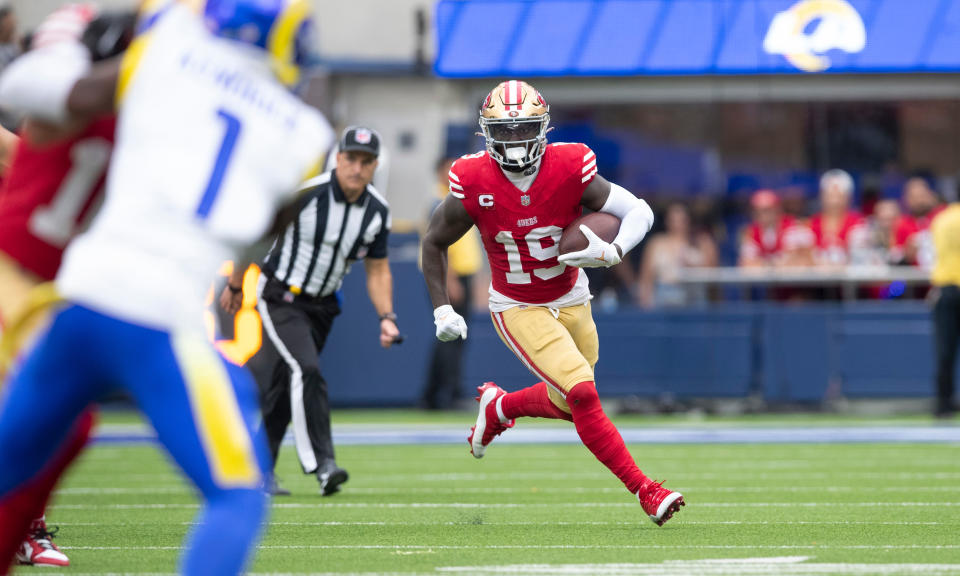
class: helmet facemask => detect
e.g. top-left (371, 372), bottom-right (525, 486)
top-left (480, 114), bottom-right (550, 171)
top-left (478, 81), bottom-right (551, 171)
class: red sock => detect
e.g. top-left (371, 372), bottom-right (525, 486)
top-left (0, 410), bottom-right (94, 574)
top-left (0, 481), bottom-right (45, 574)
top-left (566, 381), bottom-right (649, 494)
top-left (500, 382), bottom-right (572, 422)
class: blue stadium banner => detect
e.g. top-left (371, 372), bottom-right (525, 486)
top-left (435, 0), bottom-right (960, 77)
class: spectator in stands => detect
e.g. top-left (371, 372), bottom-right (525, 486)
top-left (778, 185), bottom-right (809, 220)
top-left (637, 202), bottom-right (717, 309)
top-left (854, 199), bottom-right (910, 266)
top-left (422, 158), bottom-right (483, 410)
top-left (810, 169), bottom-right (867, 267)
top-left (899, 174), bottom-right (946, 268)
top-left (738, 189), bottom-right (814, 268)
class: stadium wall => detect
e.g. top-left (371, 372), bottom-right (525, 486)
top-left (294, 234), bottom-right (954, 408)
top-left (12, 0), bottom-right (432, 64)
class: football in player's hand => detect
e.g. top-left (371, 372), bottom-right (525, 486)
top-left (558, 212), bottom-right (621, 255)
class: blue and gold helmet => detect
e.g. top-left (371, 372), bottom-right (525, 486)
top-left (201, 0), bottom-right (316, 87)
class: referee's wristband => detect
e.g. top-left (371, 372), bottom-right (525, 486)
top-left (379, 312), bottom-right (398, 323)
top-left (228, 284), bottom-right (243, 294)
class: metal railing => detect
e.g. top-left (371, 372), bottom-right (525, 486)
top-left (671, 266), bottom-right (931, 301)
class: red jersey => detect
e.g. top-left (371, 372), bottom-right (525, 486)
top-left (0, 117), bottom-right (115, 281)
top-left (892, 216), bottom-right (917, 250)
top-left (809, 211), bottom-right (865, 265)
top-left (741, 216), bottom-right (813, 262)
top-left (898, 204), bottom-right (947, 267)
top-left (907, 203), bottom-right (947, 232)
top-left (450, 143), bottom-right (597, 304)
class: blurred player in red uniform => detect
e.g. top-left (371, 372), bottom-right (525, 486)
top-left (809, 169), bottom-right (867, 266)
top-left (738, 189), bottom-right (814, 267)
top-left (421, 80), bottom-right (684, 526)
top-left (0, 4), bottom-right (132, 569)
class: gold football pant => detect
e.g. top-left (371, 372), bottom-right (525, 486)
top-left (0, 252), bottom-right (58, 378)
top-left (490, 302), bottom-right (599, 410)
top-left (0, 251), bottom-right (41, 328)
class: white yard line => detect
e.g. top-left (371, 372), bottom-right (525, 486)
top-left (56, 487), bottom-right (190, 495)
top-left (50, 485), bottom-right (960, 497)
top-left (61, 545), bottom-right (960, 550)
top-left (259, 520), bottom-right (956, 527)
top-left (434, 560), bottom-right (960, 575)
top-left (49, 501), bottom-right (960, 510)
top-left (50, 568), bottom-right (960, 576)
top-left (92, 424), bottom-right (960, 445)
top-left (54, 520), bottom-right (950, 528)
top-left (51, 558), bottom-right (960, 576)
top-left (366, 471), bottom-right (960, 482)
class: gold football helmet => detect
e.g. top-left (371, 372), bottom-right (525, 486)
top-left (479, 80), bottom-right (550, 170)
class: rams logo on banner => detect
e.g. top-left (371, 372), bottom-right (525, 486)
top-left (763, 0), bottom-right (866, 73)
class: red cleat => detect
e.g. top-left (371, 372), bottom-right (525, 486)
top-left (16, 518), bottom-right (69, 567)
top-left (637, 480), bottom-right (685, 526)
top-left (467, 382), bottom-right (514, 458)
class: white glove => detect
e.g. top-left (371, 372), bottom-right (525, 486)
top-left (433, 304), bottom-right (467, 342)
top-left (557, 225), bottom-right (622, 268)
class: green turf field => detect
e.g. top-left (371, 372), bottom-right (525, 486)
top-left (26, 411), bottom-right (960, 575)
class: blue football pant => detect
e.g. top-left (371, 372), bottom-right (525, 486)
top-left (0, 305), bottom-right (271, 575)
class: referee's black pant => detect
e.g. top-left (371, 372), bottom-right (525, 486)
top-left (934, 285), bottom-right (960, 415)
top-left (249, 278), bottom-right (340, 474)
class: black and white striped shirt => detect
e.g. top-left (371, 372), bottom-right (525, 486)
top-left (261, 170), bottom-right (391, 298)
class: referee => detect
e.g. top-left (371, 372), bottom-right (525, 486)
top-left (221, 126), bottom-right (399, 494)
top-left (931, 198), bottom-right (960, 418)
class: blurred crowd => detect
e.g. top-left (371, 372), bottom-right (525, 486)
top-left (736, 170), bottom-right (943, 271)
top-left (589, 168), bottom-right (947, 309)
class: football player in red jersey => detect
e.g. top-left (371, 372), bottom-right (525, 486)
top-left (0, 4), bottom-right (132, 569)
top-left (421, 80), bottom-right (684, 526)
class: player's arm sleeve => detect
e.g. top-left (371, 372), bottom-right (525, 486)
top-left (581, 145), bottom-right (599, 186)
top-left (367, 209), bottom-right (392, 259)
top-left (447, 164), bottom-right (466, 200)
top-left (600, 182), bottom-right (655, 257)
top-left (271, 111), bottom-right (334, 223)
top-left (303, 112), bottom-right (334, 182)
top-left (0, 42), bottom-right (91, 124)
top-left (114, 0), bottom-right (177, 107)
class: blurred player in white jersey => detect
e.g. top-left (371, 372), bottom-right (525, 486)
top-left (0, 1), bottom-right (333, 574)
